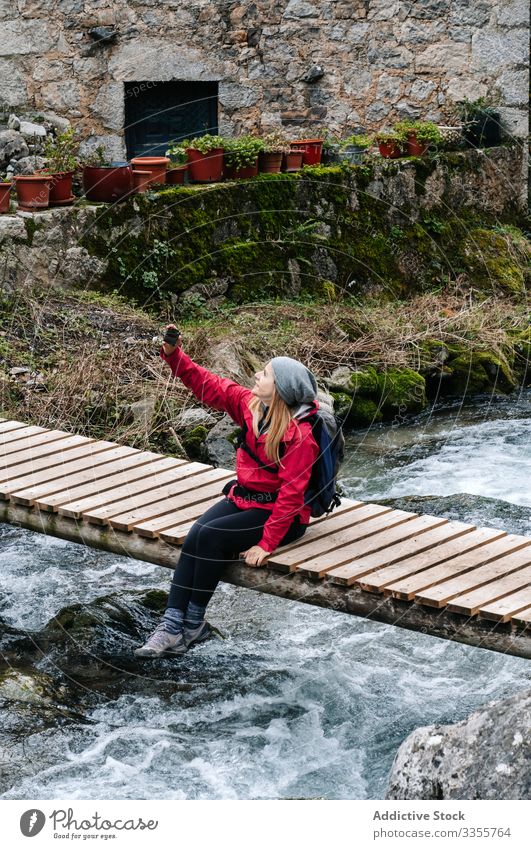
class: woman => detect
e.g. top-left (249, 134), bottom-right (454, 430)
top-left (135, 324), bottom-right (320, 657)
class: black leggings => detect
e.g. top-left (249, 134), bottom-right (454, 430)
top-left (167, 497), bottom-right (307, 611)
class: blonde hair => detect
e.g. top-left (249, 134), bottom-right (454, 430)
top-left (248, 387), bottom-right (302, 467)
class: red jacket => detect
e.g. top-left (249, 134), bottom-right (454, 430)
top-left (161, 347), bottom-right (320, 552)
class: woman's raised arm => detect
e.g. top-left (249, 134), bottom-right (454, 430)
top-left (160, 325), bottom-right (252, 427)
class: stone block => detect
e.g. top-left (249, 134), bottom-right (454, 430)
top-left (445, 77), bottom-right (488, 103)
top-left (449, 0), bottom-right (491, 27)
top-left (32, 60), bottom-right (71, 83)
top-left (40, 81), bottom-right (82, 113)
top-left (218, 83), bottom-right (259, 110)
top-left (405, 0), bottom-right (450, 18)
top-left (283, 0), bottom-right (320, 19)
top-left (471, 30), bottom-right (529, 71)
top-left (19, 121), bottom-right (47, 139)
top-left (376, 73), bottom-right (403, 102)
top-left (0, 21), bottom-right (56, 56)
top-left (496, 69), bottom-right (529, 107)
top-left (109, 40), bottom-right (226, 81)
top-left (0, 216), bottom-right (26, 242)
top-left (416, 41), bottom-right (470, 73)
top-left (0, 0), bottom-right (16, 19)
top-left (90, 82), bottom-right (124, 131)
top-left (367, 1), bottom-right (400, 21)
top-left (497, 0), bottom-right (529, 27)
top-left (0, 60), bottom-right (28, 107)
top-left (497, 107), bottom-right (528, 139)
top-left (409, 79), bottom-right (436, 101)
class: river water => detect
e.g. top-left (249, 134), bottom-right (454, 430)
top-left (1, 391), bottom-right (530, 800)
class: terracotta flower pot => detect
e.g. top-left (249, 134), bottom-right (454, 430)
top-left (130, 156), bottom-right (169, 185)
top-left (378, 140), bottom-right (402, 159)
top-left (133, 170), bottom-right (153, 193)
top-left (14, 174), bottom-right (52, 211)
top-left (224, 159), bottom-right (259, 180)
top-left (406, 132), bottom-right (429, 156)
top-left (289, 139), bottom-right (323, 165)
top-left (259, 151), bottom-right (283, 173)
top-left (83, 164), bottom-right (134, 203)
top-left (166, 165), bottom-right (188, 185)
top-left (49, 171), bottom-right (75, 206)
top-left (186, 148), bottom-right (224, 182)
top-left (0, 182), bottom-right (13, 214)
top-left (282, 150), bottom-right (304, 172)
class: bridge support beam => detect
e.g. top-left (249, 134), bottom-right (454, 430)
top-left (2, 501), bottom-right (530, 660)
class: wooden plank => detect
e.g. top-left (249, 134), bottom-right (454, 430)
top-left (365, 528), bottom-right (508, 597)
top-left (36, 456), bottom-right (188, 512)
top-left (0, 420), bottom-right (30, 434)
top-left (478, 586), bottom-right (531, 623)
top-left (59, 465), bottom-right (230, 521)
top-left (0, 442), bottom-right (132, 496)
top-left (8, 444), bottom-right (141, 502)
top-left (0, 428), bottom-right (73, 457)
top-left (444, 562), bottom-right (531, 616)
top-left (0, 434), bottom-right (92, 470)
top-left (0, 425), bottom-right (49, 445)
top-left (409, 535), bottom-right (531, 608)
top-left (47, 458), bottom-right (202, 519)
top-left (301, 515), bottom-right (447, 581)
top-left (134, 491), bottom-right (228, 538)
top-left (265, 502), bottom-right (385, 561)
top-left (110, 478), bottom-right (231, 534)
top-left (326, 522), bottom-right (475, 592)
top-left (298, 513), bottom-right (440, 580)
top-left (417, 547), bottom-right (531, 611)
top-left (266, 505), bottom-right (398, 573)
top-left (512, 607), bottom-right (531, 626)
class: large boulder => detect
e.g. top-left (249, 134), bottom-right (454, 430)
top-left (203, 412), bottom-right (239, 468)
top-left (387, 688), bottom-right (531, 800)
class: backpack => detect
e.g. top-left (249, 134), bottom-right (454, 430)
top-left (234, 408), bottom-right (345, 518)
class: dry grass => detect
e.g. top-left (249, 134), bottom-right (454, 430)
top-left (0, 281), bottom-right (529, 449)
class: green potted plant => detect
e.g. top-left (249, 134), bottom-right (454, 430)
top-left (82, 145), bottom-right (134, 203)
top-left (224, 136), bottom-right (264, 179)
top-left (456, 98), bottom-right (503, 148)
top-left (259, 132), bottom-right (289, 173)
top-left (165, 142), bottom-right (189, 185)
top-left (184, 134), bottom-right (225, 182)
top-left (320, 130), bottom-right (342, 164)
top-left (375, 130), bottom-right (404, 159)
top-left (44, 127), bottom-right (79, 206)
top-left (395, 120), bottom-right (442, 156)
top-left (337, 133), bottom-right (372, 165)
top-left (0, 174), bottom-right (13, 214)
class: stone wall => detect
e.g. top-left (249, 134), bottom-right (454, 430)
top-left (0, 1), bottom-right (528, 161)
top-left (1, 147), bottom-right (526, 304)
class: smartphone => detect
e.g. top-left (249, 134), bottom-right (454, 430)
top-left (163, 327), bottom-right (181, 346)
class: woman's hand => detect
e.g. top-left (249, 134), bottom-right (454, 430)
top-left (240, 545), bottom-right (271, 567)
top-left (162, 324), bottom-right (183, 356)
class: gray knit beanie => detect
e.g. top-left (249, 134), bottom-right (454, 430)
top-left (270, 356), bottom-right (318, 406)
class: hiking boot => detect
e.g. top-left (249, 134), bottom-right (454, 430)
top-left (184, 620), bottom-right (225, 648)
top-left (134, 623), bottom-right (188, 658)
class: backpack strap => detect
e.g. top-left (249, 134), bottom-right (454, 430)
top-left (235, 420), bottom-right (283, 474)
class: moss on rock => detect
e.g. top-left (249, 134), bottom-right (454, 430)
top-left (459, 228), bottom-right (527, 296)
top-left (377, 368), bottom-right (427, 413)
top-left (181, 425), bottom-right (208, 459)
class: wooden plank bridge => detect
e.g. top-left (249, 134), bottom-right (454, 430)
top-left (1, 417), bottom-right (530, 659)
